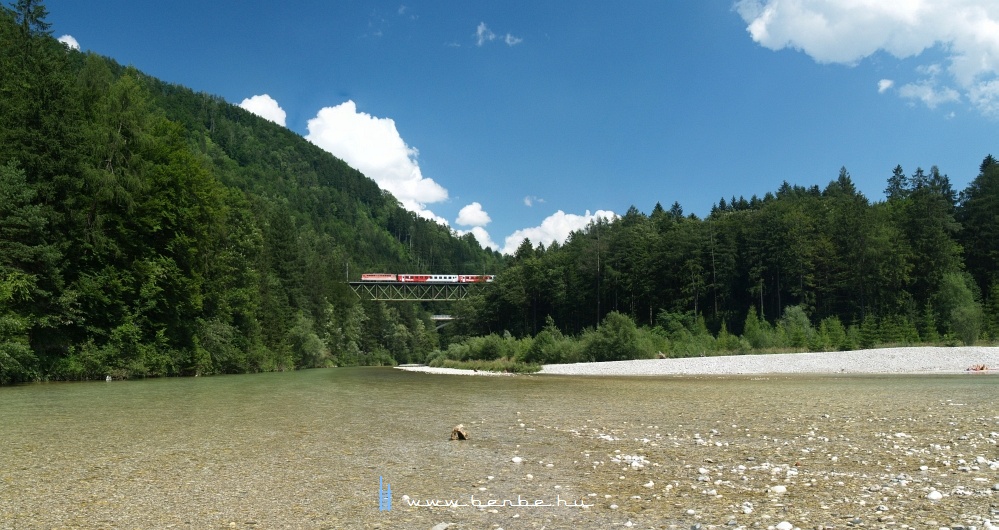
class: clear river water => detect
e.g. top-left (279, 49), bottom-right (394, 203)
top-left (1, 368), bottom-right (996, 529)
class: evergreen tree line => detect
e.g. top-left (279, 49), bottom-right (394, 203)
top-left (447, 161), bottom-right (999, 362)
top-left (0, 2), bottom-right (501, 384)
top-left (3, 2), bottom-right (996, 383)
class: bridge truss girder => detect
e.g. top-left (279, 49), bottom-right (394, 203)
top-left (349, 282), bottom-right (475, 302)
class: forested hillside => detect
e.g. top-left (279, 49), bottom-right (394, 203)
top-left (0, 2), bottom-right (502, 383)
top-left (453, 162), bottom-right (999, 356)
top-left (3, 2), bottom-right (997, 383)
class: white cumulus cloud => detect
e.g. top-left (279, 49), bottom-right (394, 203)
top-left (500, 210), bottom-right (617, 255)
top-left (57, 34), bottom-right (79, 50)
top-left (239, 94), bottom-right (287, 126)
top-left (735, 0), bottom-right (999, 116)
top-left (456, 226), bottom-right (499, 251)
top-left (968, 79), bottom-right (999, 116)
top-left (305, 100), bottom-right (449, 223)
top-left (456, 202), bottom-right (491, 227)
top-left (878, 79), bottom-right (894, 93)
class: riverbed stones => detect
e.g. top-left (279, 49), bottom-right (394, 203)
top-left (6, 364), bottom-right (999, 529)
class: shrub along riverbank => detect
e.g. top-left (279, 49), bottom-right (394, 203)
top-left (427, 305), bottom-right (996, 373)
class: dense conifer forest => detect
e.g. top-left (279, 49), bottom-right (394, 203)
top-left (440, 159), bottom-right (999, 368)
top-left (0, 1), bottom-right (501, 383)
top-left (2, 1), bottom-right (997, 383)
top-left (486, 162), bottom-right (998, 334)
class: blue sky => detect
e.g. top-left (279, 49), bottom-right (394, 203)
top-left (50, 1), bottom-right (999, 254)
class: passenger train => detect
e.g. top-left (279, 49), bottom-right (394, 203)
top-left (360, 273), bottom-right (495, 283)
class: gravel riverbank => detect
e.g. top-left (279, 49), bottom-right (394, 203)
top-left (396, 346), bottom-right (999, 376)
top-left (392, 357), bottom-right (999, 530)
top-left (396, 364), bottom-right (517, 376)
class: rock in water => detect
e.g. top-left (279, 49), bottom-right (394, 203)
top-left (450, 424), bottom-right (469, 440)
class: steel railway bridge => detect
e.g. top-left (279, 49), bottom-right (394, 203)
top-left (348, 280), bottom-right (488, 329)
top-left (347, 280), bottom-right (486, 302)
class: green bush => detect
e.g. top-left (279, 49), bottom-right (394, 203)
top-left (777, 305), bottom-right (813, 349)
top-left (876, 314), bottom-right (920, 346)
top-left (814, 316), bottom-right (848, 351)
top-left (582, 311), bottom-right (646, 362)
top-left (918, 303), bottom-right (941, 343)
top-left (716, 321), bottom-right (744, 352)
top-left (741, 307), bottom-right (775, 349)
top-left (437, 358), bottom-right (540, 373)
top-left (520, 316), bottom-right (583, 364)
top-left (288, 312), bottom-right (328, 368)
top-left (462, 333), bottom-right (517, 361)
top-left (935, 272), bottom-right (984, 345)
top-left (197, 318), bottom-right (248, 373)
top-left (951, 304), bottom-right (983, 345)
top-left (423, 301), bottom-right (986, 374)
top-left (366, 347), bottom-right (397, 366)
top-left (429, 332), bottom-right (521, 365)
top-left (858, 315), bottom-right (880, 349)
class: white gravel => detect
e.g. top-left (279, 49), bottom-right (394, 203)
top-left (539, 346), bottom-right (999, 376)
top-left (397, 347), bottom-right (999, 376)
top-left (395, 364), bottom-right (516, 376)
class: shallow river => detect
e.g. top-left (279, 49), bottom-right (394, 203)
top-left (1, 368), bottom-right (996, 529)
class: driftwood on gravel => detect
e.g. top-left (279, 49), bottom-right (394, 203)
top-left (450, 424), bottom-right (468, 440)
